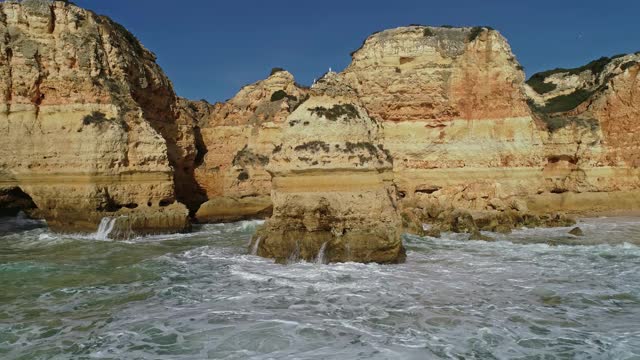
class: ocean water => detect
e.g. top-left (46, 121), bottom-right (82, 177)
top-left (0, 215), bottom-right (639, 359)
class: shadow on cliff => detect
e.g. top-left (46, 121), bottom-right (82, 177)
top-left (128, 80), bottom-right (208, 217)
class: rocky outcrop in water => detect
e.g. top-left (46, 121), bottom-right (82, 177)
top-left (250, 72), bottom-right (405, 263)
top-left (0, 1), bottom-right (196, 235)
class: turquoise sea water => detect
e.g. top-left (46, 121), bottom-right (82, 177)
top-left (0, 215), bottom-right (639, 359)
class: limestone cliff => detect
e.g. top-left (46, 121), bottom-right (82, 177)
top-left (3, 5), bottom-right (639, 252)
top-left (341, 26), bottom-right (547, 215)
top-left (190, 25), bottom-right (640, 250)
top-left (191, 70), bottom-right (309, 222)
top-left (250, 72), bottom-right (405, 263)
top-left (339, 26), bottom-right (640, 217)
top-left (525, 53), bottom-right (640, 213)
top-left (0, 1), bottom-right (196, 234)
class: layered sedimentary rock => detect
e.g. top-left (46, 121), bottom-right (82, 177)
top-left (3, 4), bottom-right (639, 252)
top-left (0, 1), bottom-right (195, 234)
top-left (340, 26), bottom-right (640, 217)
top-left (191, 70), bottom-right (309, 222)
top-left (525, 52), bottom-right (640, 213)
top-left (250, 72), bottom-right (405, 264)
top-left (186, 26), bottom-right (638, 253)
top-left (341, 26), bottom-right (547, 215)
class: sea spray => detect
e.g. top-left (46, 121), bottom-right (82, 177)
top-left (94, 217), bottom-right (117, 240)
top-left (316, 242), bottom-right (328, 265)
top-left (251, 237), bottom-right (262, 255)
top-left (287, 242), bottom-right (301, 264)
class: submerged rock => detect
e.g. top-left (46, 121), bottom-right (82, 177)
top-left (469, 231), bottom-right (494, 242)
top-left (250, 72), bottom-right (405, 264)
top-left (569, 227), bottom-right (585, 237)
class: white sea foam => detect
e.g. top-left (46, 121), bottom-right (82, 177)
top-left (2, 216), bottom-right (640, 359)
top-left (315, 242), bottom-right (328, 265)
top-left (94, 217), bottom-right (117, 240)
top-left (251, 237), bottom-right (262, 256)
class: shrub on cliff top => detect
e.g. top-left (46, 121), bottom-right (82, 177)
top-left (541, 115), bottom-right (599, 133)
top-left (467, 26), bottom-right (495, 42)
top-left (232, 145), bottom-right (270, 167)
top-left (621, 61), bottom-right (638, 71)
top-left (541, 89), bottom-right (593, 113)
top-left (527, 54), bottom-right (627, 94)
top-left (270, 90), bottom-right (297, 102)
top-left (308, 104), bottom-right (360, 121)
top-left (527, 74), bottom-right (558, 94)
top-left (270, 67), bottom-right (285, 76)
top-left (294, 141), bottom-right (330, 153)
top-left (467, 27), bottom-right (484, 42)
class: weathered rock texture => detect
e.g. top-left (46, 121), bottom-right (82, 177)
top-left (525, 52), bottom-right (640, 214)
top-left (190, 70), bottom-right (309, 222)
top-left (188, 25), bottom-right (639, 261)
top-left (341, 26), bottom-right (545, 216)
top-left (340, 26), bottom-right (640, 218)
top-left (250, 72), bottom-right (405, 264)
top-left (3, 6), bottom-right (639, 255)
top-left (0, 1), bottom-right (197, 234)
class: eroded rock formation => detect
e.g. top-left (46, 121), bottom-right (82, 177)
top-left (2, 3), bottom-right (639, 261)
top-left (340, 26), bottom-right (546, 221)
top-left (187, 25), bottom-right (640, 261)
top-left (190, 69), bottom-right (309, 222)
top-left (526, 52), bottom-right (640, 213)
top-left (0, 1), bottom-right (197, 235)
top-left (249, 72), bottom-right (405, 264)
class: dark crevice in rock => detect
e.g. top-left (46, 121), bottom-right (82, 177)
top-left (548, 155), bottom-right (578, 165)
top-left (4, 46), bottom-right (12, 114)
top-left (0, 187), bottom-right (38, 217)
top-left (159, 199), bottom-right (174, 207)
top-left (193, 126), bottom-right (207, 167)
top-left (415, 186), bottom-right (442, 195)
top-left (48, 3), bottom-right (55, 33)
top-left (32, 50), bottom-right (44, 120)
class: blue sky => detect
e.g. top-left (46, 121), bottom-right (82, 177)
top-left (74, 0), bottom-right (639, 103)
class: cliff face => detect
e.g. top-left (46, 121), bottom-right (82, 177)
top-left (191, 26), bottom-right (638, 242)
top-left (191, 70), bottom-right (309, 222)
top-left (2, 3), bottom-right (638, 257)
top-left (0, 1), bottom-right (196, 234)
top-left (344, 26), bottom-right (530, 123)
top-left (524, 53), bottom-right (640, 213)
top-left (251, 72), bottom-right (405, 264)
top-left (341, 26), bottom-right (547, 213)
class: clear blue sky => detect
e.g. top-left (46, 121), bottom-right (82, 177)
top-left (74, 0), bottom-right (639, 103)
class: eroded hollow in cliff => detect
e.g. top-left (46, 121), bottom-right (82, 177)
top-left (0, 187), bottom-right (38, 217)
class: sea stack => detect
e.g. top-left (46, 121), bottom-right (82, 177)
top-left (250, 72), bottom-right (405, 264)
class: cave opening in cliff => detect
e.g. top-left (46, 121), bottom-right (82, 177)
top-left (0, 187), bottom-right (38, 218)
